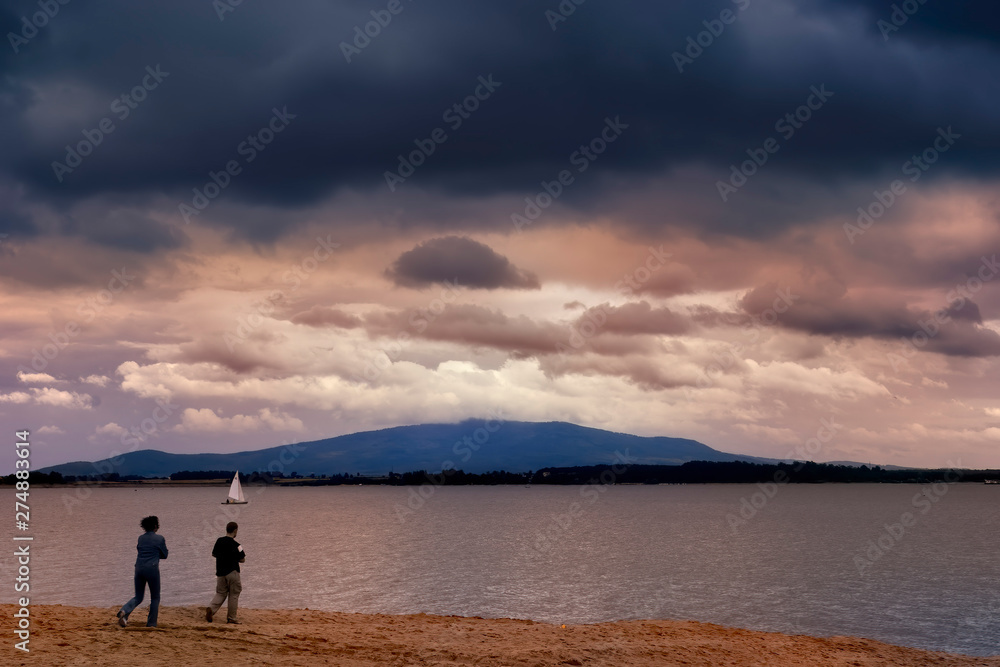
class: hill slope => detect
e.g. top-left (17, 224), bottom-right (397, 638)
top-left (40, 420), bottom-right (776, 478)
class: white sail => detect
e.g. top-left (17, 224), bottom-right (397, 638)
top-left (228, 471), bottom-right (246, 503)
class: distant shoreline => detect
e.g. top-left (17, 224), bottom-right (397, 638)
top-left (0, 479), bottom-right (234, 487)
top-left (5, 479), bottom-right (1000, 488)
top-left (19, 460), bottom-right (999, 486)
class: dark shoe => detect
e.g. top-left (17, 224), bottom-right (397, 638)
top-left (117, 610), bottom-right (127, 628)
top-left (226, 619), bottom-right (241, 625)
top-left (205, 607), bottom-right (213, 623)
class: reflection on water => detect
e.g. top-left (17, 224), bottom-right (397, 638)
top-left (4, 484), bottom-right (999, 656)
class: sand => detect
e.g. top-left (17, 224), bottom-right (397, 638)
top-left (5, 604), bottom-right (998, 666)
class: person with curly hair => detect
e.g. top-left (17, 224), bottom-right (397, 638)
top-left (116, 515), bottom-right (168, 628)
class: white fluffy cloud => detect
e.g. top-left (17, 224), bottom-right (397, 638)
top-left (32, 388), bottom-right (93, 409)
top-left (95, 422), bottom-right (129, 436)
top-left (17, 371), bottom-right (59, 384)
top-left (0, 392), bottom-right (31, 404)
top-left (174, 407), bottom-right (305, 434)
top-left (88, 423), bottom-right (129, 443)
top-left (0, 388), bottom-right (91, 409)
top-left (745, 360), bottom-right (889, 400)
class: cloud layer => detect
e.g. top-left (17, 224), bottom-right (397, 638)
top-left (387, 236), bottom-right (540, 289)
top-left (1, 1), bottom-right (999, 471)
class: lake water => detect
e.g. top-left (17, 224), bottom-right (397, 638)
top-left (4, 484), bottom-right (999, 656)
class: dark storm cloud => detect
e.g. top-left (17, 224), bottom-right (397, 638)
top-left (579, 302), bottom-right (690, 336)
top-left (538, 353), bottom-right (693, 391)
top-left (387, 236), bottom-right (539, 290)
top-left (0, 205), bottom-right (34, 238)
top-left (363, 303), bottom-right (670, 360)
top-left (64, 206), bottom-right (188, 252)
top-left (828, 0), bottom-right (1000, 45)
top-left (173, 334), bottom-right (291, 375)
top-left (945, 300), bottom-right (982, 323)
top-left (290, 306), bottom-right (363, 329)
top-left (1, 0), bottom-right (999, 245)
top-left (365, 304), bottom-right (565, 357)
top-left (740, 284), bottom-right (1000, 358)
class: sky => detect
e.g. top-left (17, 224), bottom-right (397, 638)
top-left (1, 0), bottom-right (999, 471)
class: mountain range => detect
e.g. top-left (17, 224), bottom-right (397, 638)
top-left (39, 420), bottom-right (784, 478)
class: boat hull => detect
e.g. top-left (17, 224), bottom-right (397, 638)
top-left (221, 501), bottom-right (249, 504)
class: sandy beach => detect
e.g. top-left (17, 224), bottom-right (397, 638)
top-left (6, 604), bottom-right (998, 666)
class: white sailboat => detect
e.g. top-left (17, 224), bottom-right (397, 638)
top-left (222, 471), bottom-right (248, 504)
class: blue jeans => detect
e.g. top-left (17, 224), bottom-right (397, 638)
top-left (120, 565), bottom-right (161, 627)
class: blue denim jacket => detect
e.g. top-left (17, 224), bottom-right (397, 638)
top-left (135, 531), bottom-right (168, 569)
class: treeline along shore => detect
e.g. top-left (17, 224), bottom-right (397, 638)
top-left (4, 461), bottom-right (999, 487)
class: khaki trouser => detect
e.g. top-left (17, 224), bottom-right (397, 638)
top-left (208, 570), bottom-right (242, 622)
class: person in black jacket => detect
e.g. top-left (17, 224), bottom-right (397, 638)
top-left (205, 521), bottom-right (245, 624)
top-left (117, 515), bottom-right (168, 628)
